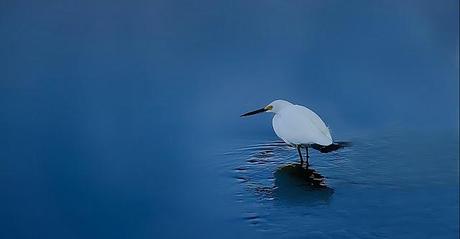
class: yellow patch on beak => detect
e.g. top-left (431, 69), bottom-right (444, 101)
top-left (265, 105), bottom-right (273, 111)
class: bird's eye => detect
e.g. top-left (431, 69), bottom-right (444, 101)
top-left (265, 105), bottom-right (273, 110)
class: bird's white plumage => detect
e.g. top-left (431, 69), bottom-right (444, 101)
top-left (268, 100), bottom-right (333, 146)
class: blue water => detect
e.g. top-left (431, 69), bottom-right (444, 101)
top-left (1, 1), bottom-right (459, 238)
top-left (222, 131), bottom-right (459, 238)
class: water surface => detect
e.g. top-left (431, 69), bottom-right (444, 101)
top-left (219, 131), bottom-right (459, 238)
top-left (0, 0), bottom-right (458, 238)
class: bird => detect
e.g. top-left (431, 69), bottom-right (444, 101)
top-left (241, 99), bottom-right (333, 167)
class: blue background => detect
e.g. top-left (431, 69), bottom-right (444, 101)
top-left (1, 0), bottom-right (458, 238)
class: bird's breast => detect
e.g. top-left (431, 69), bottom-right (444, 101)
top-left (272, 114), bottom-right (288, 143)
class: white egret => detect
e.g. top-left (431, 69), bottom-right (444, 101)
top-left (241, 100), bottom-right (333, 166)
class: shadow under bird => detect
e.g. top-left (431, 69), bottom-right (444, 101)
top-left (241, 100), bottom-right (346, 166)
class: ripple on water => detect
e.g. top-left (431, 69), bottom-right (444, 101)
top-left (223, 132), bottom-right (459, 238)
top-left (229, 140), bottom-right (342, 231)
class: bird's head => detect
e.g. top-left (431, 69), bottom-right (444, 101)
top-left (241, 99), bottom-right (293, 117)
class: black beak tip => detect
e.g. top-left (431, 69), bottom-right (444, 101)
top-left (240, 107), bottom-right (267, 117)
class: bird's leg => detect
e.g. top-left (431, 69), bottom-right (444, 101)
top-left (305, 146), bottom-right (310, 167)
top-left (296, 145), bottom-right (304, 165)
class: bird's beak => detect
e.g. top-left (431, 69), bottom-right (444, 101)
top-left (240, 107), bottom-right (268, 117)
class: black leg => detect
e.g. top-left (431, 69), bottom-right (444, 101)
top-left (305, 146), bottom-right (309, 167)
top-left (296, 145), bottom-right (304, 165)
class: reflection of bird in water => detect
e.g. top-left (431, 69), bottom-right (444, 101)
top-left (275, 164), bottom-right (328, 188)
top-left (273, 164), bottom-right (334, 204)
top-left (241, 100), bottom-right (349, 167)
top-left (235, 142), bottom-right (335, 205)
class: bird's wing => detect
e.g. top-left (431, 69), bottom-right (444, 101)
top-left (293, 105), bottom-right (332, 142)
top-left (273, 105), bottom-right (333, 146)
